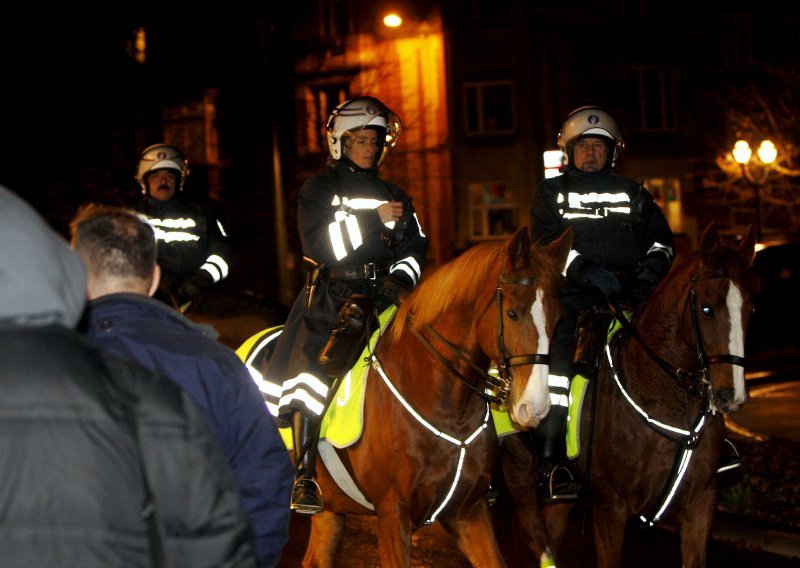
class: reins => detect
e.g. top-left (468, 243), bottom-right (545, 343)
top-left (607, 275), bottom-right (747, 400)
top-left (410, 272), bottom-right (550, 406)
top-left (607, 300), bottom-right (707, 399)
top-left (603, 272), bottom-right (747, 526)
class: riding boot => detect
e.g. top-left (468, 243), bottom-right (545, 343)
top-left (291, 410), bottom-right (323, 515)
top-left (534, 407), bottom-right (580, 504)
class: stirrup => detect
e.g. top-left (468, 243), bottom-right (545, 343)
top-left (538, 464), bottom-right (581, 505)
top-left (717, 439), bottom-right (743, 474)
top-left (291, 476), bottom-right (324, 515)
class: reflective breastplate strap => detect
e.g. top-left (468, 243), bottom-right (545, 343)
top-left (605, 344), bottom-right (708, 526)
top-left (370, 355), bottom-right (490, 525)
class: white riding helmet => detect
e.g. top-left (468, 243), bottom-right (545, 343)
top-left (136, 143), bottom-right (190, 193)
top-left (326, 96), bottom-right (402, 164)
top-left (557, 106), bottom-right (625, 166)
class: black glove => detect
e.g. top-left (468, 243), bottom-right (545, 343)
top-left (636, 253), bottom-right (670, 296)
top-left (379, 274), bottom-right (413, 306)
top-left (177, 271), bottom-right (213, 304)
top-left (586, 267), bottom-right (621, 299)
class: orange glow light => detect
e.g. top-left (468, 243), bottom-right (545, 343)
top-left (383, 13), bottom-right (403, 28)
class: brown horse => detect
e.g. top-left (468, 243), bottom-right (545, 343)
top-left (501, 223), bottom-right (757, 567)
top-left (239, 226), bottom-right (572, 567)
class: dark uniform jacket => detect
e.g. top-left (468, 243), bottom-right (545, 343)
top-left (138, 195), bottom-right (232, 302)
top-left (84, 293), bottom-right (294, 568)
top-left (264, 157), bottom-right (428, 423)
top-left (0, 184), bottom-right (255, 568)
top-left (531, 165), bottom-right (674, 299)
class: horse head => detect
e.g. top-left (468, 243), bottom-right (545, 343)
top-left (671, 223), bottom-right (756, 414)
top-left (480, 226), bottom-right (573, 428)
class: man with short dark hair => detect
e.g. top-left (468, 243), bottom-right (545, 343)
top-left (72, 204), bottom-right (293, 568)
top-left (0, 186), bottom-right (256, 567)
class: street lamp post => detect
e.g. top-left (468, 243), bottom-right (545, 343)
top-left (731, 139), bottom-right (777, 243)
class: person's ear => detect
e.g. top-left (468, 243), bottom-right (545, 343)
top-left (148, 264), bottom-right (161, 298)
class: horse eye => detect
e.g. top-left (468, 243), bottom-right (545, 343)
top-left (702, 306), bottom-right (714, 317)
top-left (506, 310), bottom-right (520, 321)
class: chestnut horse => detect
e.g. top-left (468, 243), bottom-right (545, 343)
top-left (240, 226), bottom-right (572, 567)
top-left (501, 223), bottom-right (757, 568)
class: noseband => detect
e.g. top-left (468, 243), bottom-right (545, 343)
top-left (411, 272), bottom-right (550, 406)
top-left (606, 273), bottom-right (749, 526)
top-left (687, 283), bottom-right (747, 391)
top-left (610, 275), bottom-right (747, 400)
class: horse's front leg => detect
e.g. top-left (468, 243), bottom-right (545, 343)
top-left (439, 498), bottom-right (507, 568)
top-left (374, 502), bottom-right (414, 568)
top-left (677, 485), bottom-right (716, 568)
top-left (498, 433), bottom-right (555, 565)
top-left (302, 511), bottom-right (345, 568)
top-left (591, 500), bottom-right (627, 568)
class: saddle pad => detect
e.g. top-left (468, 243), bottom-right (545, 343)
top-left (566, 374), bottom-right (590, 459)
top-left (491, 406), bottom-right (525, 437)
top-left (276, 305), bottom-right (398, 450)
top-left (565, 312), bottom-right (627, 459)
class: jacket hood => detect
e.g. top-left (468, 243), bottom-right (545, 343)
top-left (0, 185), bottom-right (86, 328)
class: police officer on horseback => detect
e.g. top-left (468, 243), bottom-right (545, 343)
top-left (530, 106), bottom-right (674, 504)
top-left (264, 96), bottom-right (428, 514)
top-left (135, 143), bottom-right (232, 308)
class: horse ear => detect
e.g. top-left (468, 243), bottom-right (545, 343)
top-left (545, 226), bottom-right (574, 273)
top-left (738, 224), bottom-right (757, 265)
top-left (699, 222), bottom-right (720, 262)
top-left (506, 226), bottom-right (531, 271)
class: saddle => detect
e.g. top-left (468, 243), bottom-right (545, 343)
top-left (572, 307), bottom-right (614, 378)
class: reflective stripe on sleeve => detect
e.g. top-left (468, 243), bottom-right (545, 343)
top-left (564, 249), bottom-right (580, 276)
top-left (201, 254), bottom-right (229, 282)
top-left (390, 256), bottom-right (422, 284)
top-left (647, 241), bottom-right (674, 262)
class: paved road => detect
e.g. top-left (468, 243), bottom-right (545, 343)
top-left (278, 506), bottom-right (800, 567)
top-left (727, 373), bottom-right (800, 442)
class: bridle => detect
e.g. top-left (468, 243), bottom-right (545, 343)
top-left (608, 274), bottom-right (746, 401)
top-left (411, 271), bottom-right (551, 405)
top-left (365, 269), bottom-right (552, 525)
top-left (604, 272), bottom-right (748, 526)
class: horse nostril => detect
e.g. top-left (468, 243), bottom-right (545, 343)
top-left (714, 389), bottom-right (737, 410)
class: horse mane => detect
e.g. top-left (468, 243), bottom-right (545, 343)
top-left (388, 241), bottom-right (502, 342)
top-left (662, 237), bottom-right (752, 290)
top-left (638, 236), bottom-right (753, 338)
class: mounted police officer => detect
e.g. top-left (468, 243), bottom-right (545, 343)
top-left (135, 143), bottom-right (232, 308)
top-left (264, 96), bottom-right (428, 514)
top-left (530, 106), bottom-right (674, 504)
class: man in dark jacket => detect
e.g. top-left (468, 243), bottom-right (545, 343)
top-left (0, 185), bottom-right (255, 567)
top-left (71, 204), bottom-right (293, 568)
top-left (135, 143), bottom-right (232, 307)
top-left (530, 106), bottom-right (674, 504)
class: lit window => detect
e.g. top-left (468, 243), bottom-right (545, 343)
top-left (468, 181), bottom-right (518, 240)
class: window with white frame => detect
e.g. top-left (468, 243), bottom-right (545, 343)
top-left (642, 177), bottom-right (682, 234)
top-left (464, 81), bottom-right (515, 136)
top-left (468, 180), bottom-right (518, 240)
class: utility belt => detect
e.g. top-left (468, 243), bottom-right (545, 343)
top-left (322, 262), bottom-right (390, 282)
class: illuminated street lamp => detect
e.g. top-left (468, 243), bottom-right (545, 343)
top-left (731, 139), bottom-right (777, 242)
top-left (383, 13), bottom-right (403, 28)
